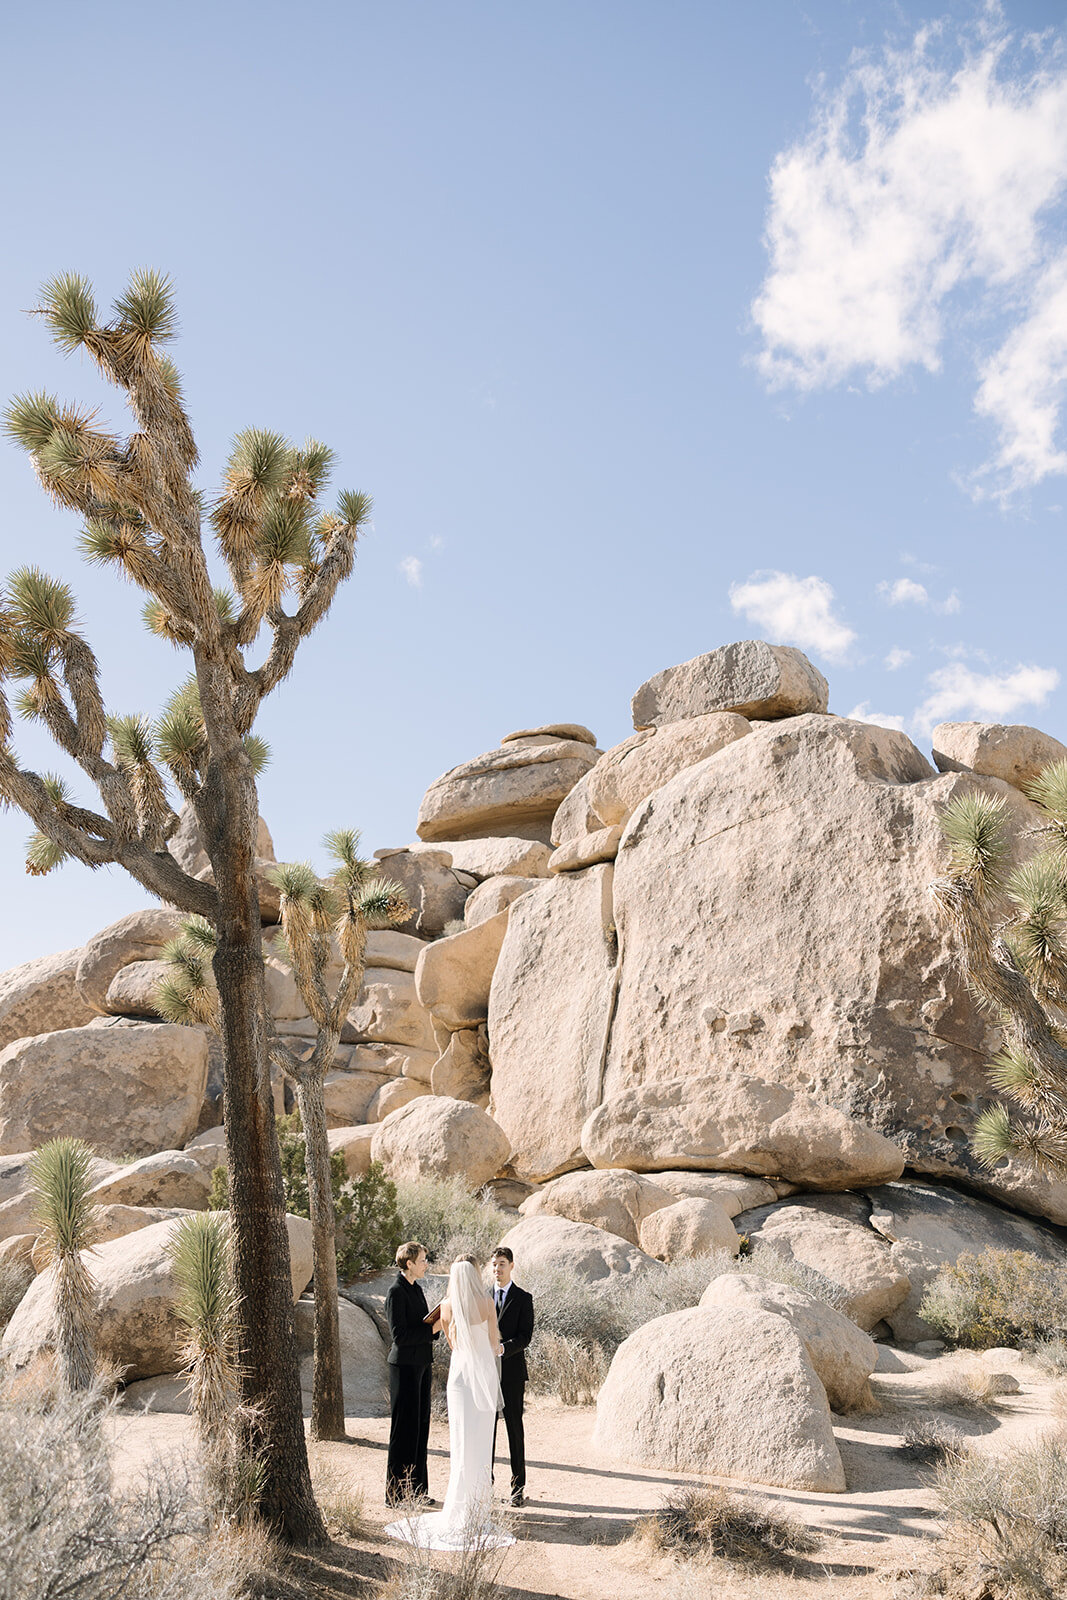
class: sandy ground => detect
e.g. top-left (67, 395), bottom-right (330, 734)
top-left (109, 1346), bottom-right (1066, 1600)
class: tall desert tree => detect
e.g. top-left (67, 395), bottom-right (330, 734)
top-left (31, 1137), bottom-right (98, 1391)
top-left (160, 831), bottom-right (409, 1441)
top-left (932, 770), bottom-right (1067, 1175)
top-left (0, 269), bottom-right (374, 1542)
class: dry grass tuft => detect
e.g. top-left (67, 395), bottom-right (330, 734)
top-left (528, 1329), bottom-right (609, 1405)
top-left (633, 1483), bottom-right (821, 1570)
top-left (309, 1455), bottom-right (372, 1542)
top-left (898, 1412), bottom-right (966, 1465)
top-left (928, 1369), bottom-right (1012, 1414)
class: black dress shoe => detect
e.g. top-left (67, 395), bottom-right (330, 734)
top-left (509, 1491), bottom-right (525, 1508)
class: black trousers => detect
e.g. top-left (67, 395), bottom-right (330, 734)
top-left (493, 1379), bottom-right (526, 1496)
top-left (386, 1361), bottom-right (432, 1503)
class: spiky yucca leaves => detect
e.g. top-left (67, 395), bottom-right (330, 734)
top-left (168, 1212), bottom-right (242, 1505)
top-left (933, 778), bottom-right (1067, 1176)
top-left (30, 1138), bottom-right (99, 1391)
top-left (156, 915), bottom-right (220, 1029)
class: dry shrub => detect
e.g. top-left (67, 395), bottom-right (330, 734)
top-left (930, 1431), bottom-right (1067, 1598)
top-left (1032, 1336), bottom-right (1067, 1377)
top-left (919, 1250), bottom-right (1067, 1350)
top-left (381, 1493), bottom-right (513, 1600)
top-left (928, 1369), bottom-right (1010, 1414)
top-left (393, 1177), bottom-right (511, 1268)
top-left (309, 1456), bottom-right (371, 1541)
top-left (634, 1483), bottom-right (821, 1569)
top-left (899, 1413), bottom-right (966, 1464)
top-left (527, 1329), bottom-right (609, 1405)
top-left (0, 1256), bottom-right (33, 1331)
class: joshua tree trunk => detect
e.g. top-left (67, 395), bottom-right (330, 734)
top-left (295, 1072), bottom-right (346, 1441)
top-left (207, 758), bottom-right (325, 1544)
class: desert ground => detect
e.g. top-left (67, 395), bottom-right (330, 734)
top-left (110, 1346), bottom-right (1063, 1599)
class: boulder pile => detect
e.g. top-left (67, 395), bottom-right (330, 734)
top-left (4, 638), bottom-right (1067, 1484)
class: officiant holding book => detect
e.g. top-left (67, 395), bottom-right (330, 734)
top-left (385, 1239), bottom-right (439, 1506)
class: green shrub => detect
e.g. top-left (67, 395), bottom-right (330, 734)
top-left (210, 1116), bottom-right (404, 1279)
top-left (919, 1249), bottom-right (1067, 1349)
top-left (394, 1175), bottom-right (510, 1265)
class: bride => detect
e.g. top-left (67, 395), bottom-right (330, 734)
top-left (385, 1257), bottom-right (516, 1551)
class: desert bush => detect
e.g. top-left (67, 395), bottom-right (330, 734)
top-left (929, 1368), bottom-right (1015, 1413)
top-left (527, 1330), bottom-right (609, 1405)
top-left (899, 1413), bottom-right (966, 1464)
top-left (0, 1257), bottom-right (33, 1331)
top-left (634, 1483), bottom-right (820, 1568)
top-left (932, 1431), bottom-right (1067, 1597)
top-left (214, 1117), bottom-right (405, 1279)
top-left (309, 1455), bottom-right (371, 1541)
top-left (394, 1176), bottom-right (510, 1267)
top-left (919, 1249), bottom-right (1067, 1349)
top-left (1033, 1335), bottom-right (1067, 1376)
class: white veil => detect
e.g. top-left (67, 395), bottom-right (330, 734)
top-left (448, 1260), bottom-right (502, 1415)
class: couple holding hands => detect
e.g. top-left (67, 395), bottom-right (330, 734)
top-left (384, 1239), bottom-right (535, 1550)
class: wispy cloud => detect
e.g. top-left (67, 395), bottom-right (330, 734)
top-left (847, 702), bottom-right (907, 732)
top-left (753, 12), bottom-right (1067, 497)
top-left (914, 660), bottom-right (1060, 733)
top-left (877, 577), bottom-right (960, 614)
top-left (399, 556), bottom-right (423, 588)
top-left (729, 570), bottom-right (856, 663)
top-left (885, 647), bottom-right (914, 671)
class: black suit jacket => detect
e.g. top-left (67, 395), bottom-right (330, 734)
top-left (385, 1272), bottom-right (436, 1367)
top-left (494, 1282), bottom-right (534, 1386)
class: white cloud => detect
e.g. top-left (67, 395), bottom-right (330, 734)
top-left (885, 647), bottom-right (914, 670)
top-left (399, 556), bottom-right (423, 588)
top-left (877, 577), bottom-right (961, 614)
top-left (728, 570), bottom-right (856, 662)
top-left (847, 701), bottom-right (908, 732)
top-left (753, 14), bottom-right (1067, 495)
top-left (914, 661), bottom-right (1060, 732)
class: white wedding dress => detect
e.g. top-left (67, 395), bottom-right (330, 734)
top-left (385, 1261), bottom-right (515, 1551)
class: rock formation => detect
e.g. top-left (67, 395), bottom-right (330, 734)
top-left (6, 637), bottom-right (1067, 1495)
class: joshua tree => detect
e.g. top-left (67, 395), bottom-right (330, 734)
top-left (31, 1137), bottom-right (98, 1391)
top-left (0, 269), bottom-right (374, 1542)
top-left (161, 829), bottom-right (409, 1441)
top-left (932, 767), bottom-right (1067, 1175)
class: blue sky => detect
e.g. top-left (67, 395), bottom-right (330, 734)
top-left (1, 0), bottom-right (1066, 968)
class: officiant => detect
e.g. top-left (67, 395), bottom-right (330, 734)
top-left (385, 1239), bottom-right (438, 1506)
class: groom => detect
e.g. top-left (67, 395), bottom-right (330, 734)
top-left (490, 1245), bottom-right (534, 1507)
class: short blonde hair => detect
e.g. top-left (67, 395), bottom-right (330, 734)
top-left (396, 1240), bottom-right (425, 1268)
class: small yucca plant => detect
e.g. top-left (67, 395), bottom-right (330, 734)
top-left (30, 1137), bottom-right (98, 1391)
top-left (168, 1212), bottom-right (239, 1500)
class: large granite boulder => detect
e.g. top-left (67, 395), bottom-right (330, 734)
top-left (519, 1169), bottom-right (675, 1246)
top-left (601, 713), bottom-right (1065, 1220)
top-left (410, 837), bottom-right (552, 880)
top-left (736, 1194), bottom-right (911, 1331)
top-left (2, 1214), bottom-right (312, 1381)
top-left (430, 1027), bottom-right (491, 1106)
top-left (488, 865), bottom-right (618, 1181)
top-left (0, 1024), bottom-right (209, 1158)
top-left (87, 1152), bottom-right (212, 1211)
top-left (295, 1297), bottom-right (388, 1417)
top-left (582, 1076), bottom-right (905, 1189)
top-left (0, 948), bottom-right (95, 1049)
top-left (593, 1305), bottom-right (845, 1491)
top-left (370, 1096), bottom-right (510, 1186)
top-left (414, 911), bottom-right (510, 1031)
top-left (347, 968), bottom-right (437, 1054)
top-left (328, 1125), bottom-right (376, 1178)
top-left (75, 909), bottom-right (187, 1016)
top-left (463, 875), bottom-right (542, 929)
top-left (700, 1273), bottom-right (877, 1413)
top-left (559, 712), bottom-right (752, 837)
top-left (932, 721), bottom-right (1067, 793)
top-left (864, 1180), bottom-right (1067, 1342)
top-left (371, 847), bottom-right (471, 938)
top-left (651, 1171), bottom-right (786, 1216)
top-left (637, 1197), bottom-right (740, 1260)
top-left (499, 1214), bottom-right (659, 1285)
top-left (630, 641), bottom-right (829, 728)
top-left (416, 734), bottom-right (600, 844)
